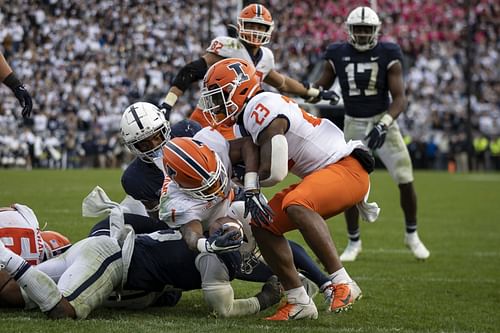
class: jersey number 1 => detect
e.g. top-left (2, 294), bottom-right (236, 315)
top-left (345, 62), bottom-right (379, 96)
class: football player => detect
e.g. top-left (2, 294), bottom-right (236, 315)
top-left (310, 6), bottom-right (430, 261)
top-left (200, 58), bottom-right (381, 320)
top-left (0, 52), bottom-right (32, 118)
top-left (0, 188), bottom-right (281, 319)
top-left (159, 3), bottom-right (338, 134)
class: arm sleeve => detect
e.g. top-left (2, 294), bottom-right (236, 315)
top-left (172, 58), bottom-right (208, 92)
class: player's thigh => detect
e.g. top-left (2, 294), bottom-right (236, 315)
top-left (58, 237), bottom-right (123, 319)
top-left (283, 157), bottom-right (369, 219)
top-left (343, 115), bottom-right (372, 141)
top-left (377, 122), bottom-right (414, 184)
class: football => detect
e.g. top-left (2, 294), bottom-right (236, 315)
top-left (210, 216), bottom-right (244, 241)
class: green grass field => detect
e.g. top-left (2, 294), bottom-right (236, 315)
top-left (0, 169), bottom-right (499, 333)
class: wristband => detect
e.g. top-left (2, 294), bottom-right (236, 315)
top-left (306, 87), bottom-right (320, 97)
top-left (197, 238), bottom-right (209, 253)
top-left (244, 172), bottom-right (259, 191)
top-left (164, 92), bottom-right (178, 108)
top-left (379, 114), bottom-right (394, 127)
top-left (3, 72), bottom-right (22, 90)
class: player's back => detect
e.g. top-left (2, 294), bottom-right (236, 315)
top-left (325, 42), bottom-right (403, 117)
top-left (242, 92), bottom-right (364, 178)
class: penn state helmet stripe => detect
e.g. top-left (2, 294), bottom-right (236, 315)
top-left (362, 7), bottom-right (365, 21)
top-left (129, 105), bottom-right (144, 130)
top-left (65, 251), bottom-right (122, 302)
top-left (165, 141), bottom-right (211, 181)
top-left (256, 4), bottom-right (262, 18)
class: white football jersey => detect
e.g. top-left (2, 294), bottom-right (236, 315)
top-left (0, 204), bottom-right (44, 265)
top-left (242, 92), bottom-right (365, 178)
top-left (207, 36), bottom-right (275, 80)
top-left (159, 128), bottom-right (233, 230)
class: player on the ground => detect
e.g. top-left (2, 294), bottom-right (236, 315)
top-left (309, 6), bottom-right (429, 261)
top-left (200, 58), bottom-right (380, 320)
top-left (159, 3), bottom-right (338, 134)
top-left (0, 52), bottom-right (32, 118)
top-left (0, 188), bottom-right (281, 319)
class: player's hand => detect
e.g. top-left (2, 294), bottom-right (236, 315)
top-left (364, 122), bottom-right (388, 150)
top-left (318, 89), bottom-right (340, 105)
top-left (159, 102), bottom-right (173, 119)
top-left (243, 190), bottom-right (274, 227)
top-left (13, 85), bottom-right (33, 118)
top-left (205, 227), bottom-right (243, 253)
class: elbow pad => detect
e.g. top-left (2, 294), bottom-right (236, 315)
top-left (260, 135), bottom-right (288, 187)
top-left (172, 58), bottom-right (208, 92)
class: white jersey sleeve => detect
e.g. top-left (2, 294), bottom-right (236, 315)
top-left (206, 36), bottom-right (275, 80)
top-left (242, 92), bottom-right (366, 177)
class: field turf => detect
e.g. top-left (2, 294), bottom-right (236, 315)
top-left (0, 169), bottom-right (499, 333)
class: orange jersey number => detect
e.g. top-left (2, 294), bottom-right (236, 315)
top-left (0, 227), bottom-right (42, 265)
top-left (250, 103), bottom-right (271, 125)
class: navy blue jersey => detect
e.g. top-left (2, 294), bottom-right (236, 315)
top-left (121, 158), bottom-right (163, 203)
top-left (88, 213), bottom-right (168, 237)
top-left (324, 42), bottom-right (403, 118)
top-left (125, 230), bottom-right (241, 292)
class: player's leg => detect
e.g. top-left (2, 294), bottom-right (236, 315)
top-left (195, 252), bottom-right (280, 317)
top-left (377, 121), bottom-right (430, 260)
top-left (341, 115), bottom-right (370, 261)
top-left (251, 225), bottom-right (318, 321)
top-left (0, 240), bottom-right (71, 317)
top-left (54, 236), bottom-right (123, 319)
top-left (282, 157), bottom-right (368, 312)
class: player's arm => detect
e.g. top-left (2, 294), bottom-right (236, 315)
top-left (180, 219), bottom-right (242, 254)
top-left (180, 220), bottom-right (205, 252)
top-left (313, 60), bottom-right (337, 89)
top-left (228, 136), bottom-right (259, 174)
top-left (160, 52), bottom-right (224, 113)
top-left (1, 52), bottom-right (33, 118)
top-left (256, 117), bottom-right (289, 187)
top-left (386, 61), bottom-right (408, 120)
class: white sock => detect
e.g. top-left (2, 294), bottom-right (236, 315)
top-left (328, 267), bottom-right (352, 284)
top-left (405, 231), bottom-right (420, 242)
top-left (17, 266), bottom-right (62, 312)
top-left (285, 286), bottom-right (309, 305)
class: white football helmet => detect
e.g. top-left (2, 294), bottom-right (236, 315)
top-left (120, 102), bottom-right (171, 162)
top-left (346, 6), bottom-right (381, 51)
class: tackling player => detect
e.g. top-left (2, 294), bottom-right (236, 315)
top-left (310, 6), bottom-right (430, 261)
top-left (200, 58), bottom-right (380, 320)
top-left (159, 3), bottom-right (338, 132)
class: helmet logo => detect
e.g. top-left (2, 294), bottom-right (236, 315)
top-left (228, 62), bottom-right (249, 83)
top-left (129, 105), bottom-right (144, 130)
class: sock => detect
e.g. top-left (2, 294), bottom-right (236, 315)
top-left (289, 240), bottom-right (330, 288)
top-left (405, 220), bottom-right (417, 234)
top-left (285, 286), bottom-right (309, 305)
top-left (0, 243), bottom-right (61, 312)
top-left (328, 267), bottom-right (352, 284)
top-left (347, 228), bottom-right (360, 242)
top-left (319, 281), bottom-right (333, 300)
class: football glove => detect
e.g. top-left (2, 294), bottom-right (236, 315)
top-left (159, 102), bottom-right (173, 119)
top-left (364, 122), bottom-right (387, 150)
top-left (204, 227), bottom-right (243, 253)
top-left (243, 190), bottom-right (274, 227)
top-left (3, 73), bottom-right (33, 118)
top-left (302, 82), bottom-right (340, 105)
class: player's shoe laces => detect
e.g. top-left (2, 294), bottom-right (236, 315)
top-left (404, 232), bottom-right (430, 260)
top-left (255, 275), bottom-right (282, 311)
top-left (265, 297), bottom-right (318, 321)
top-left (326, 281), bottom-right (362, 313)
top-left (340, 240), bottom-right (362, 262)
top-left (299, 274), bottom-right (319, 299)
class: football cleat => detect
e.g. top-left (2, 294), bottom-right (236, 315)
top-left (340, 240), bottom-right (362, 262)
top-left (326, 281), bottom-right (362, 313)
top-left (404, 232), bottom-right (430, 260)
top-left (265, 297), bottom-right (318, 321)
top-left (255, 275), bottom-right (282, 311)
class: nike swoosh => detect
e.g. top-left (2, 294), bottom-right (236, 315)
top-left (370, 57), bottom-right (379, 61)
top-left (288, 307), bottom-right (304, 320)
top-left (340, 291), bottom-right (352, 305)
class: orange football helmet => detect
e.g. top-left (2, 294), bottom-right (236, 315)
top-left (200, 58), bottom-right (261, 127)
top-left (162, 137), bottom-right (229, 201)
top-left (237, 4), bottom-right (274, 45)
top-left (41, 230), bottom-right (72, 260)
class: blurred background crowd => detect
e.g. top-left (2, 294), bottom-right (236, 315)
top-left (0, 0), bottom-right (499, 171)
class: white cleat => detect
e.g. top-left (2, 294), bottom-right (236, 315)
top-left (340, 240), bottom-right (362, 262)
top-left (404, 232), bottom-right (430, 260)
